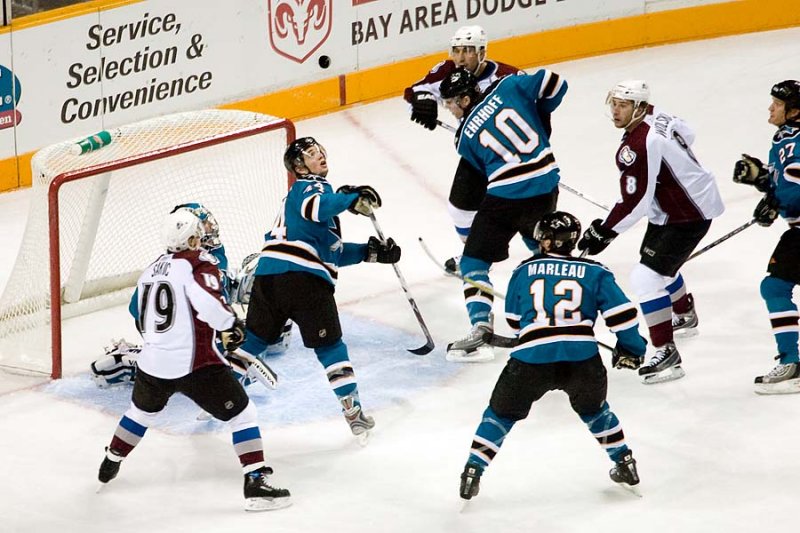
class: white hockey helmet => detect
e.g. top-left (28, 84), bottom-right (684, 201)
top-left (606, 80), bottom-right (650, 107)
top-left (450, 25), bottom-right (488, 53)
top-left (162, 209), bottom-right (204, 253)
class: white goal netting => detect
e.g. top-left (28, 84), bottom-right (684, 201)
top-left (0, 109), bottom-right (294, 377)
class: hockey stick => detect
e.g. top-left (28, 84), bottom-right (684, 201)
top-left (437, 120), bottom-right (457, 133)
top-left (686, 219), bottom-right (757, 262)
top-left (418, 237), bottom-right (507, 300)
top-left (558, 181), bottom-right (611, 212)
top-left (481, 331), bottom-right (614, 352)
top-left (369, 212), bottom-right (435, 355)
top-left (228, 350), bottom-right (278, 389)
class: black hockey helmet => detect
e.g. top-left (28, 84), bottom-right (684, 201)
top-left (283, 137), bottom-right (325, 176)
top-left (440, 67), bottom-right (481, 102)
top-left (533, 211), bottom-right (582, 254)
top-left (771, 80), bottom-right (800, 111)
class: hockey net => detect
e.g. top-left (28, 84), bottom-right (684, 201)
top-left (0, 109), bottom-right (295, 378)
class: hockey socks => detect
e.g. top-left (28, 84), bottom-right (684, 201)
top-left (460, 256), bottom-right (494, 326)
top-left (315, 340), bottom-right (358, 399)
top-left (467, 406), bottom-right (515, 469)
top-left (579, 401), bottom-right (628, 463)
top-left (761, 276), bottom-right (800, 363)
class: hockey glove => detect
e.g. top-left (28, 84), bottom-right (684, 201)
top-left (611, 343), bottom-right (643, 370)
top-left (365, 236), bottom-right (402, 264)
top-left (336, 185), bottom-right (382, 216)
top-left (577, 219), bottom-right (617, 255)
top-left (219, 317), bottom-right (246, 352)
top-left (733, 154), bottom-right (769, 192)
top-left (410, 91), bottom-right (438, 130)
top-left (753, 194), bottom-right (780, 227)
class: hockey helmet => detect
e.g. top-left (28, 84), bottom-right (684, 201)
top-left (606, 80), bottom-right (650, 107)
top-left (771, 80), bottom-right (800, 111)
top-left (440, 68), bottom-right (481, 101)
top-left (450, 26), bottom-right (488, 52)
top-left (283, 137), bottom-right (326, 177)
top-left (533, 211), bottom-right (582, 254)
top-left (171, 202), bottom-right (220, 250)
top-left (162, 209), bottom-right (204, 253)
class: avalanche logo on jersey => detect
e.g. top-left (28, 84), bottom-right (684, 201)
top-left (619, 145), bottom-right (637, 166)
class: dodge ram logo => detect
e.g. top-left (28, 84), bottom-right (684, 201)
top-left (268, 0), bottom-right (332, 64)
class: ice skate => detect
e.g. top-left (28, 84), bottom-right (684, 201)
top-left (609, 449), bottom-right (641, 497)
top-left (447, 323), bottom-right (495, 363)
top-left (97, 447), bottom-right (123, 490)
top-left (444, 255), bottom-right (462, 277)
top-left (754, 358), bottom-right (800, 395)
top-left (672, 295), bottom-right (699, 338)
top-left (243, 466), bottom-right (292, 511)
top-left (460, 462), bottom-right (483, 503)
top-left (342, 396), bottom-right (375, 445)
top-left (638, 342), bottom-right (685, 384)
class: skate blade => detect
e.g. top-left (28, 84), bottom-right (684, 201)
top-left (641, 366), bottom-right (686, 384)
top-left (356, 430), bottom-right (371, 447)
top-left (617, 482), bottom-right (643, 497)
top-left (244, 496), bottom-right (293, 512)
top-left (196, 410), bottom-right (213, 421)
top-left (458, 499), bottom-right (472, 513)
top-left (754, 378), bottom-right (800, 395)
top-left (446, 346), bottom-right (495, 363)
top-left (673, 327), bottom-right (699, 339)
top-left (96, 482), bottom-right (108, 494)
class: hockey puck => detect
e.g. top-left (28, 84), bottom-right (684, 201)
top-left (318, 55), bottom-right (331, 69)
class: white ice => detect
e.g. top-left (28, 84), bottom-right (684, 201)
top-left (2, 27), bottom-right (800, 533)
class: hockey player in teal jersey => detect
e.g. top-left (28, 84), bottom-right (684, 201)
top-left (439, 67), bottom-right (567, 363)
top-left (734, 80), bottom-right (800, 394)
top-left (459, 211), bottom-right (647, 501)
top-left (236, 137), bottom-right (401, 438)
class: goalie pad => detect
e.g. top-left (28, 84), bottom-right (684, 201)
top-left (90, 339), bottom-right (141, 388)
top-left (232, 252), bottom-right (260, 305)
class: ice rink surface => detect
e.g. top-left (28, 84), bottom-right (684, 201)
top-left (2, 27), bottom-right (800, 533)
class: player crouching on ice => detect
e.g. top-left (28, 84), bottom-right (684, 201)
top-left (97, 209), bottom-right (291, 511)
top-left (90, 202), bottom-right (291, 389)
top-left (459, 212), bottom-right (646, 502)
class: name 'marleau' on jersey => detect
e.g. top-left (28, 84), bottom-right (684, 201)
top-left (768, 122), bottom-right (800, 225)
top-left (255, 175), bottom-right (366, 286)
top-left (129, 249), bottom-right (236, 380)
top-left (455, 70), bottom-right (567, 200)
top-left (505, 254), bottom-right (647, 364)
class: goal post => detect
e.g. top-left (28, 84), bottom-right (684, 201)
top-left (0, 109), bottom-right (295, 379)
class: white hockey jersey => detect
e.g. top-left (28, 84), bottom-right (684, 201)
top-left (130, 249), bottom-right (235, 379)
top-left (602, 106), bottom-right (724, 234)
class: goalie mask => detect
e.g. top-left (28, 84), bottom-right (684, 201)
top-left (283, 137), bottom-right (327, 177)
top-left (171, 203), bottom-right (221, 250)
top-left (162, 209), bottom-right (204, 253)
top-left (533, 211), bottom-right (582, 254)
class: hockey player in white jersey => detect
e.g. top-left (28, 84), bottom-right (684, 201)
top-left (96, 209), bottom-right (291, 512)
top-left (90, 202), bottom-right (291, 388)
top-left (577, 80), bottom-right (724, 384)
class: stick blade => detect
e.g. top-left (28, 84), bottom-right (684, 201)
top-left (408, 340), bottom-right (435, 355)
